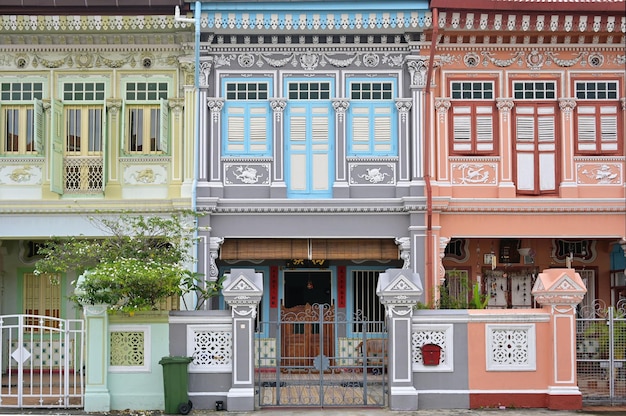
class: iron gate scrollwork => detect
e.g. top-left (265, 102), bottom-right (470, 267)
top-left (577, 300), bottom-right (626, 405)
top-left (255, 303), bottom-right (387, 407)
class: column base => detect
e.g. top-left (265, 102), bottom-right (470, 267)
top-left (547, 386), bottom-right (582, 410)
top-left (227, 387), bottom-right (255, 411)
top-left (389, 385), bottom-right (418, 411)
top-left (84, 389), bottom-right (111, 412)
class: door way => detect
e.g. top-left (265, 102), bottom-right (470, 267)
top-left (255, 269), bottom-right (387, 408)
top-left (284, 271), bottom-right (331, 308)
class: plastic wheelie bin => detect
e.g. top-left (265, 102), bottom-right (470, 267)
top-left (159, 356), bottom-right (193, 414)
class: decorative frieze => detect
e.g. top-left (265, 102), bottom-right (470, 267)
top-left (576, 163), bottom-right (622, 185)
top-left (224, 163), bottom-right (270, 185)
top-left (451, 163), bottom-right (497, 185)
top-left (349, 163), bottom-right (395, 185)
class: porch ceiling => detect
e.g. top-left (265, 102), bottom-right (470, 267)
top-left (219, 238), bottom-right (399, 261)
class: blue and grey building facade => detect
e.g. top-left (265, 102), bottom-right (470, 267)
top-left (191, 0), bottom-right (433, 316)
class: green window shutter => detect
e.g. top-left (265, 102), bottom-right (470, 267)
top-left (159, 98), bottom-right (169, 154)
top-left (34, 99), bottom-right (44, 155)
top-left (50, 99), bottom-right (64, 195)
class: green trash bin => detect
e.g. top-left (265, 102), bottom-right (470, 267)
top-left (159, 356), bottom-right (193, 415)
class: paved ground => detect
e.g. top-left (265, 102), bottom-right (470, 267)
top-left (2, 407), bottom-right (626, 416)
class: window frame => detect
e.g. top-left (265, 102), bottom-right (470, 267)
top-left (448, 79), bottom-right (498, 156)
top-left (122, 79), bottom-right (170, 156)
top-left (0, 79), bottom-right (45, 156)
top-left (573, 79), bottom-right (622, 156)
top-left (511, 79), bottom-right (560, 196)
top-left (221, 78), bottom-right (273, 157)
top-left (346, 77), bottom-right (398, 157)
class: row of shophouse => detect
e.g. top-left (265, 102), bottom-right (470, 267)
top-left (0, 0), bottom-right (625, 412)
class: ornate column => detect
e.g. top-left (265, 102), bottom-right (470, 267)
top-left (376, 268), bottom-right (424, 411)
top-left (433, 98), bottom-right (450, 185)
top-left (82, 304), bottom-right (111, 412)
top-left (406, 56), bottom-right (429, 183)
top-left (395, 98), bottom-right (413, 195)
top-left (105, 98), bottom-right (123, 198)
top-left (532, 268), bottom-right (587, 410)
top-left (270, 98), bottom-right (288, 197)
top-left (222, 269), bottom-right (263, 412)
top-left (331, 98), bottom-right (350, 197)
top-left (558, 98), bottom-right (578, 198)
top-left (496, 98), bottom-right (515, 197)
top-left (207, 98), bottom-right (224, 197)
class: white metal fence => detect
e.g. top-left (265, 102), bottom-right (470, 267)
top-left (0, 314), bottom-right (84, 408)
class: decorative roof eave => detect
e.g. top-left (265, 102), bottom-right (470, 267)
top-left (0, 14), bottom-right (192, 34)
top-left (430, 0), bottom-right (626, 13)
top-left (195, 1), bottom-right (431, 33)
top-left (433, 11), bottom-right (625, 34)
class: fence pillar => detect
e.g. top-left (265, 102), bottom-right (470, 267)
top-left (82, 304), bottom-right (111, 412)
top-left (222, 269), bottom-right (263, 412)
top-left (376, 268), bottom-right (423, 410)
top-left (532, 268), bottom-right (587, 410)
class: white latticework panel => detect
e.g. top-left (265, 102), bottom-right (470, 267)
top-left (188, 324), bottom-right (232, 372)
top-left (109, 325), bottom-right (150, 372)
top-left (486, 324), bottom-right (536, 371)
top-left (411, 323), bottom-right (453, 372)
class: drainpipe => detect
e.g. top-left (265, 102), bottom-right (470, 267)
top-left (424, 8), bottom-right (438, 301)
top-left (175, 3), bottom-right (201, 309)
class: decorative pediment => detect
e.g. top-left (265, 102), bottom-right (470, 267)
top-left (531, 268), bottom-right (587, 307)
top-left (376, 268), bottom-right (423, 307)
top-left (222, 268), bottom-right (263, 307)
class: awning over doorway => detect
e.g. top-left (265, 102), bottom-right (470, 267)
top-left (219, 238), bottom-right (399, 261)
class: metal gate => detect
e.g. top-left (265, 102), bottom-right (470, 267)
top-left (577, 300), bottom-right (626, 405)
top-left (255, 303), bottom-right (387, 407)
top-left (0, 314), bottom-right (84, 408)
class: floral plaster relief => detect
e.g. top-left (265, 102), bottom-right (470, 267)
top-left (0, 165), bottom-right (43, 185)
top-left (577, 163), bottom-right (622, 185)
top-left (123, 165), bottom-right (167, 185)
top-left (451, 163), bottom-right (497, 185)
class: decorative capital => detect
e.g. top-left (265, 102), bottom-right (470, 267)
top-left (332, 99), bottom-right (350, 113)
top-left (106, 98), bottom-right (123, 115)
top-left (559, 98), bottom-right (577, 120)
top-left (168, 98), bottom-right (184, 114)
top-left (270, 99), bottom-right (287, 113)
top-left (207, 98), bottom-right (224, 113)
top-left (620, 97), bottom-right (626, 111)
top-left (496, 98), bottom-right (515, 113)
top-left (406, 56), bottom-right (430, 88)
top-left (395, 98), bottom-right (412, 113)
top-left (199, 59), bottom-right (213, 88)
top-left (395, 237), bottom-right (411, 269)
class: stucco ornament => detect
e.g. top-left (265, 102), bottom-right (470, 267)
top-left (359, 168), bottom-right (389, 184)
top-left (234, 166), bottom-right (262, 184)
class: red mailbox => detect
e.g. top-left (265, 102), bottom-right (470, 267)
top-left (421, 343), bottom-right (442, 366)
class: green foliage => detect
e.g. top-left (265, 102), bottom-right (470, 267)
top-left (34, 211), bottom-right (220, 312)
top-left (72, 259), bottom-right (187, 312)
top-left (180, 273), bottom-right (227, 311)
top-left (437, 276), bottom-right (489, 309)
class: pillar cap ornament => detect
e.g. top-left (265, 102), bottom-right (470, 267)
top-left (376, 268), bottom-right (423, 307)
top-left (222, 268), bottom-right (264, 308)
top-left (531, 268), bottom-right (587, 307)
